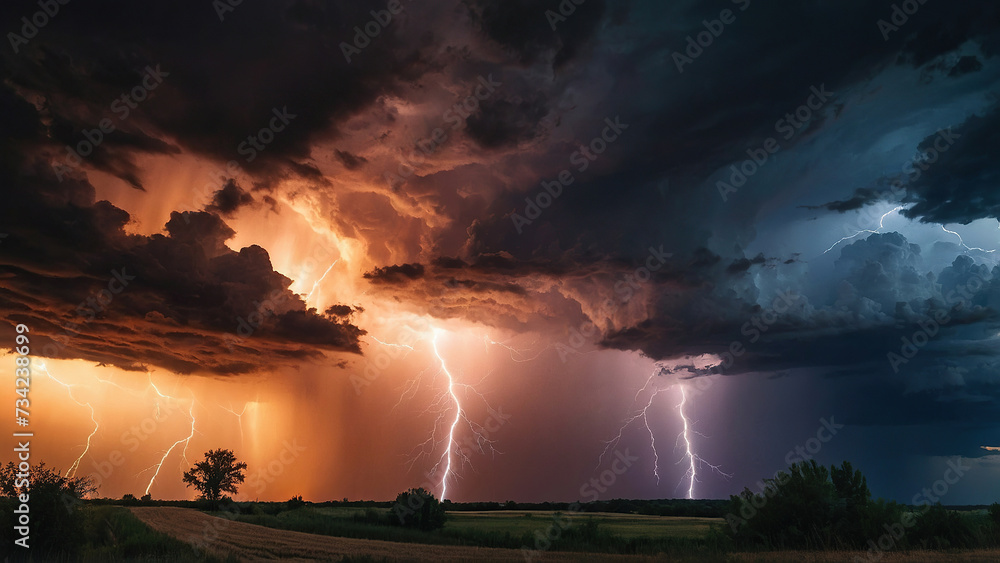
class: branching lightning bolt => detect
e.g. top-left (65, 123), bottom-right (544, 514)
top-left (220, 403), bottom-right (249, 447)
top-left (433, 329), bottom-right (462, 501)
top-left (942, 226), bottom-right (997, 254)
top-left (599, 366), bottom-right (730, 498)
top-left (598, 370), bottom-right (660, 473)
top-left (822, 206), bottom-right (903, 255)
top-left (36, 363), bottom-right (99, 478)
top-left (482, 336), bottom-right (547, 362)
top-left (142, 377), bottom-right (198, 496)
top-left (675, 384), bottom-right (731, 499)
top-left (371, 335), bottom-right (414, 351)
top-left (398, 328), bottom-right (502, 501)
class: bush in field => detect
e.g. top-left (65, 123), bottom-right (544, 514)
top-left (724, 460), bottom-right (900, 549)
top-left (990, 502), bottom-right (1000, 525)
top-left (391, 487), bottom-right (446, 531)
top-left (0, 461), bottom-right (96, 558)
top-left (723, 460), bottom-right (1000, 551)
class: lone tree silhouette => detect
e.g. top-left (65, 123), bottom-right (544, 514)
top-left (183, 448), bottom-right (247, 507)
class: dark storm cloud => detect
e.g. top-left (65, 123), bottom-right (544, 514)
top-left (363, 263), bottom-right (426, 283)
top-left (900, 105), bottom-right (1000, 225)
top-left (2, 0), bottom-right (999, 413)
top-left (205, 179), bottom-right (255, 216)
top-left (0, 83), bottom-right (364, 373)
top-left (465, 93), bottom-right (551, 149)
top-left (0, 0), bottom-right (437, 184)
top-left (803, 188), bottom-right (900, 214)
top-left (463, 0), bottom-right (607, 68)
top-left (335, 149), bottom-right (369, 170)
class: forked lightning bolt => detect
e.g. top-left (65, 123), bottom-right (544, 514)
top-left (600, 367), bottom-right (730, 498)
top-left (822, 206), bottom-right (903, 255)
top-left (434, 329), bottom-right (462, 501)
top-left (36, 363), bottom-right (98, 478)
top-left (142, 377), bottom-right (198, 495)
top-left (942, 226), bottom-right (998, 254)
top-left (482, 336), bottom-right (547, 363)
top-left (598, 370), bottom-right (662, 480)
top-left (392, 328), bottom-right (499, 501)
top-left (676, 384), bottom-right (731, 499)
top-left (220, 403), bottom-right (249, 447)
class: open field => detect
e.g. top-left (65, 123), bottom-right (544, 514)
top-left (310, 507), bottom-right (720, 540)
top-left (130, 506), bottom-right (656, 562)
top-left (128, 506), bottom-right (1000, 562)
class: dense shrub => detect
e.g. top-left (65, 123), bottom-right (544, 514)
top-left (391, 488), bottom-right (446, 531)
top-left (723, 460), bottom-right (999, 552)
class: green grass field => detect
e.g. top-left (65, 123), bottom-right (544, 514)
top-left (308, 507), bottom-right (718, 539)
top-left (226, 505), bottom-right (727, 557)
top-left (442, 510), bottom-right (719, 539)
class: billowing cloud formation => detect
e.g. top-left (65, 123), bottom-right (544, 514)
top-left (0, 94), bottom-right (364, 373)
top-left (2, 0), bottom-right (1000, 499)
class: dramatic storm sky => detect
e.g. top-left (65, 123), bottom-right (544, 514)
top-left (2, 0), bottom-right (1000, 504)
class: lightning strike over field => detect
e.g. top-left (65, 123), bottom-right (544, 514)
top-left (143, 381), bottom-right (198, 496)
top-left (433, 329), bottom-right (462, 501)
top-left (598, 369), bottom-right (663, 477)
top-left (400, 327), bottom-right (501, 501)
top-left (675, 384), bottom-right (731, 499)
top-left (599, 366), bottom-right (730, 497)
top-left (36, 363), bottom-right (99, 478)
top-left (822, 206), bottom-right (904, 255)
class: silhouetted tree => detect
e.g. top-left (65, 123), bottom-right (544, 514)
top-left (182, 449), bottom-right (247, 508)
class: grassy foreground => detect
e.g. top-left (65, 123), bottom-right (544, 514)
top-left (6, 505), bottom-right (232, 562)
top-left (219, 504), bottom-right (732, 556)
